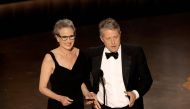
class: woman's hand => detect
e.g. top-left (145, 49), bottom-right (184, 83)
top-left (84, 92), bottom-right (95, 105)
top-left (90, 92), bottom-right (101, 109)
top-left (59, 96), bottom-right (73, 106)
top-left (84, 92), bottom-right (101, 109)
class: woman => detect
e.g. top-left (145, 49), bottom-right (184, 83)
top-left (39, 18), bottom-right (92, 109)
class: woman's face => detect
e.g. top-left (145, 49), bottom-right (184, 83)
top-left (56, 27), bottom-right (75, 51)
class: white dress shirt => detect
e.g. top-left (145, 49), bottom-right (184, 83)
top-left (97, 45), bottom-right (139, 108)
top-left (97, 46), bottom-right (129, 108)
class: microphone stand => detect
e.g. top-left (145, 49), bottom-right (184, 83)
top-left (99, 70), bottom-right (106, 108)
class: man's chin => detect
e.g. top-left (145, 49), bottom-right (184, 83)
top-left (110, 49), bottom-right (118, 52)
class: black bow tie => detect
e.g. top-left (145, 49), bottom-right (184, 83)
top-left (105, 52), bottom-right (118, 59)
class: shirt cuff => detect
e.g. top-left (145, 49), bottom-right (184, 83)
top-left (132, 90), bottom-right (139, 99)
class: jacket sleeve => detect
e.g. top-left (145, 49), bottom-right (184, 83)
top-left (82, 48), bottom-right (93, 92)
top-left (135, 47), bottom-right (153, 96)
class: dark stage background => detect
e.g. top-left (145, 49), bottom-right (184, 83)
top-left (1, 0), bottom-right (190, 109)
top-left (0, 0), bottom-right (190, 39)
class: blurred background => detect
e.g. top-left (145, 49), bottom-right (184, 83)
top-left (0, 0), bottom-right (190, 109)
top-left (0, 0), bottom-right (190, 39)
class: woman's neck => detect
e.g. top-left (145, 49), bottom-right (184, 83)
top-left (58, 46), bottom-right (75, 56)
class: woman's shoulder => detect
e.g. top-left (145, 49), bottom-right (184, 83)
top-left (49, 48), bottom-right (58, 54)
top-left (43, 48), bottom-right (58, 61)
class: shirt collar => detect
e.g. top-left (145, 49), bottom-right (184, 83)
top-left (104, 45), bottom-right (121, 54)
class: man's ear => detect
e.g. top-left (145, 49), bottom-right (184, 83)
top-left (100, 36), bottom-right (104, 43)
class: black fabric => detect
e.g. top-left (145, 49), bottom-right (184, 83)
top-left (101, 105), bottom-right (129, 109)
top-left (85, 44), bottom-right (153, 109)
top-left (92, 104), bottom-right (129, 109)
top-left (105, 52), bottom-right (118, 59)
top-left (47, 51), bottom-right (89, 109)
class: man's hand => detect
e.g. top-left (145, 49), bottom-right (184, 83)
top-left (124, 91), bottom-right (136, 107)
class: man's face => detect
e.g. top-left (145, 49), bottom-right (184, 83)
top-left (100, 29), bottom-right (121, 52)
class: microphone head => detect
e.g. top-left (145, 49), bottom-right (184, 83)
top-left (99, 69), bottom-right (104, 78)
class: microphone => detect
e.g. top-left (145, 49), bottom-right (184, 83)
top-left (98, 69), bottom-right (104, 83)
top-left (98, 69), bottom-right (106, 107)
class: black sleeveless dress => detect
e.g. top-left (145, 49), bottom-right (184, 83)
top-left (47, 51), bottom-right (90, 109)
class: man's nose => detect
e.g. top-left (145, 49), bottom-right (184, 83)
top-left (111, 39), bottom-right (115, 44)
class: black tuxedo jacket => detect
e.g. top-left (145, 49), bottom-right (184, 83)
top-left (85, 44), bottom-right (153, 109)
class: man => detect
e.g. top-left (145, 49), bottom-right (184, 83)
top-left (86, 18), bottom-right (153, 109)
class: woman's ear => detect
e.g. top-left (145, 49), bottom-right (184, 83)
top-left (55, 35), bottom-right (60, 43)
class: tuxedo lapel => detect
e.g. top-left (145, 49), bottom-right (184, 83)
top-left (91, 47), bottom-right (104, 70)
top-left (91, 47), bottom-right (104, 93)
top-left (92, 54), bottom-right (102, 70)
top-left (121, 45), bottom-right (131, 89)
